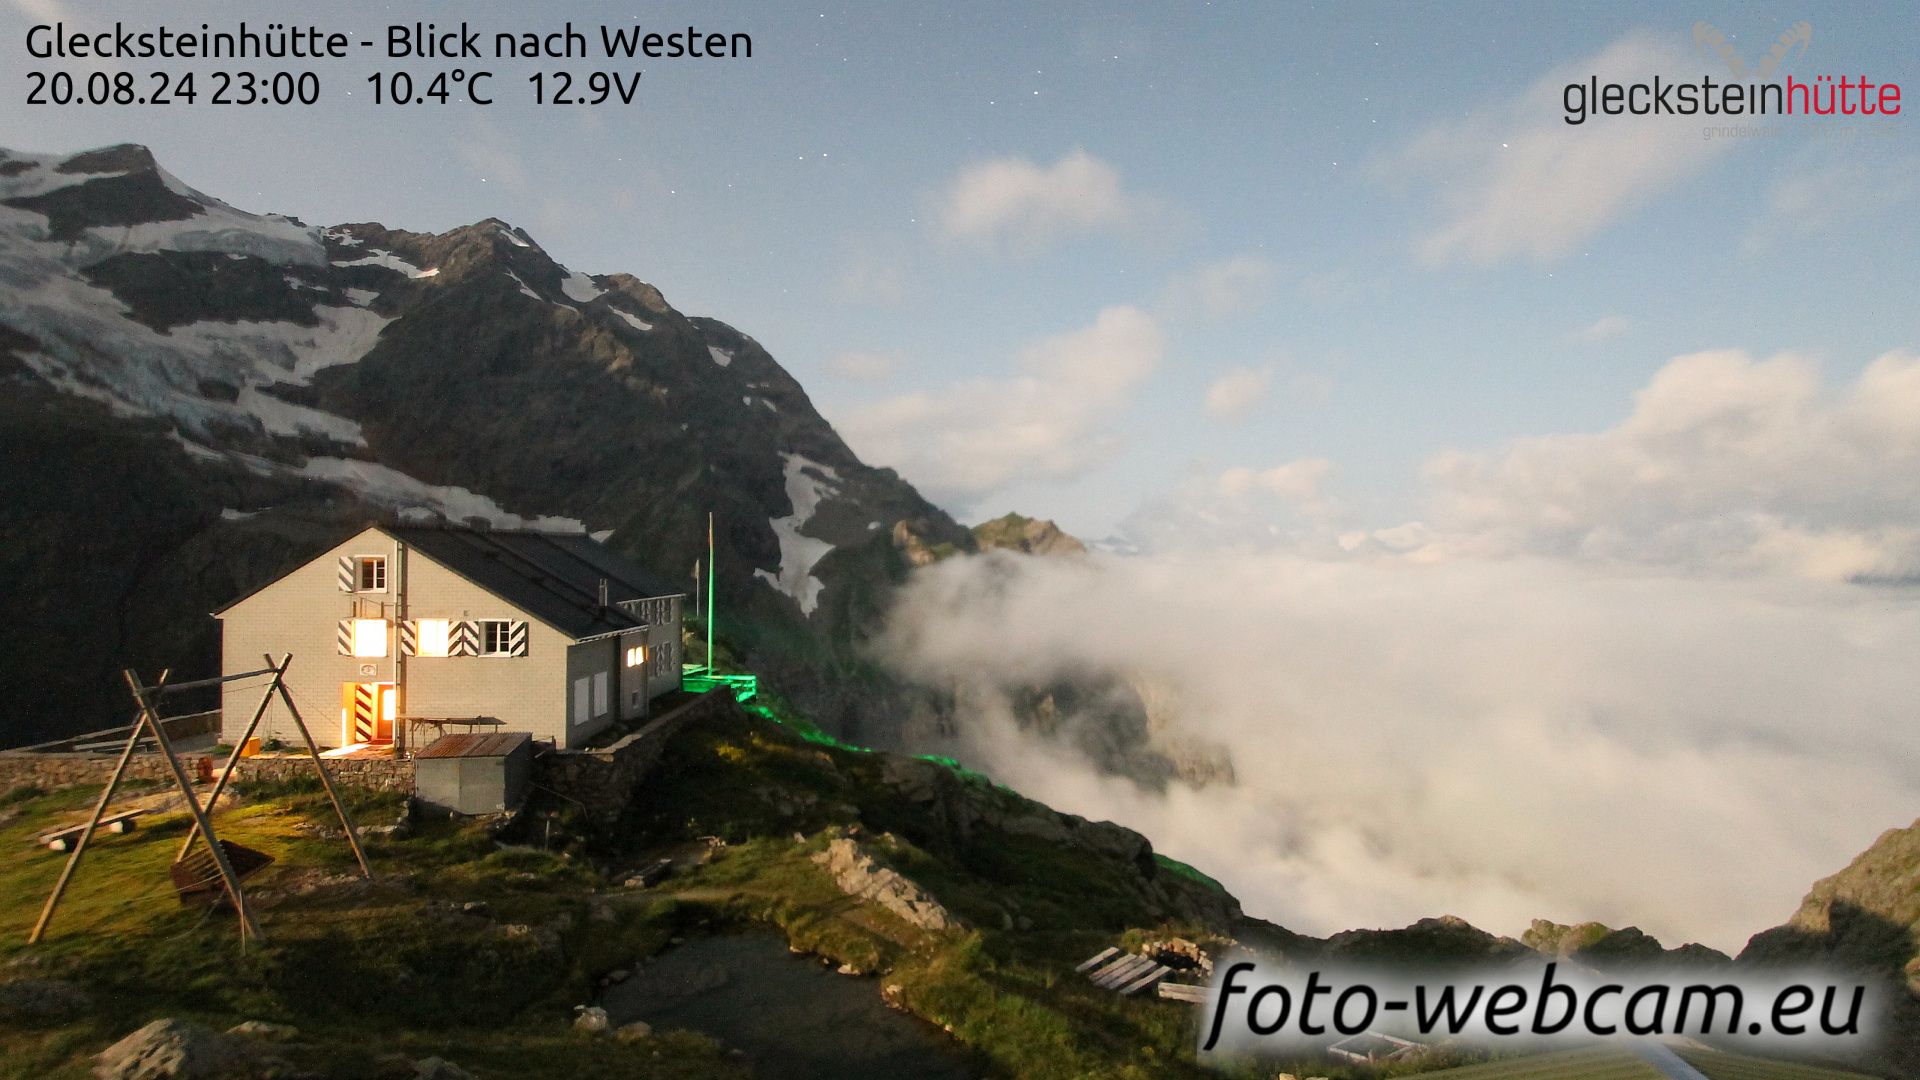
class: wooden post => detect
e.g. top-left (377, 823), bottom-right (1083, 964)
top-left (177, 655), bottom-right (289, 862)
top-left (126, 670), bottom-right (264, 944)
top-left (28, 670), bottom-right (169, 945)
top-left (265, 654), bottom-right (372, 878)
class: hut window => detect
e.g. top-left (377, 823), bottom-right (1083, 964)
top-left (480, 620), bottom-right (512, 655)
top-left (416, 619), bottom-right (451, 657)
top-left (356, 556), bottom-right (387, 592)
top-left (624, 644), bottom-right (646, 668)
top-left (351, 619), bottom-right (388, 657)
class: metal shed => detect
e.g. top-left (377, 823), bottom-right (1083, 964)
top-left (414, 732), bottom-right (533, 816)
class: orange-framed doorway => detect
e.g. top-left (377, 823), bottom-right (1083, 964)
top-left (340, 681), bottom-right (396, 745)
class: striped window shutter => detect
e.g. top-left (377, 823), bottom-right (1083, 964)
top-left (399, 620), bottom-right (417, 656)
top-left (336, 619), bottom-right (352, 655)
top-left (337, 555), bottom-right (355, 592)
top-left (450, 620), bottom-right (479, 657)
top-left (508, 621), bottom-right (529, 657)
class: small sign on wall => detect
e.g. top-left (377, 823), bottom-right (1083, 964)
top-left (359, 664), bottom-right (377, 677)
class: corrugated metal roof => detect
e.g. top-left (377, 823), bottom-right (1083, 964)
top-left (415, 732), bottom-right (533, 759)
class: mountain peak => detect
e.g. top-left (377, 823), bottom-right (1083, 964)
top-left (972, 512), bottom-right (1086, 556)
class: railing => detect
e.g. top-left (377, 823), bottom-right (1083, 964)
top-left (1, 710), bottom-right (222, 755)
top-left (680, 666), bottom-right (758, 703)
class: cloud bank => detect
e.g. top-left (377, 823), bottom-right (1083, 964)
top-left (881, 548), bottom-right (1919, 954)
top-left (875, 346), bottom-right (1920, 954)
top-left (1412, 349), bottom-right (1920, 581)
top-left (935, 150), bottom-right (1143, 254)
top-left (838, 306), bottom-right (1164, 507)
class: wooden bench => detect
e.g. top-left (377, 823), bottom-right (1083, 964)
top-left (37, 809), bottom-right (149, 851)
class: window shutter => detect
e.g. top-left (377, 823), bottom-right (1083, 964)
top-left (337, 556), bottom-right (355, 592)
top-left (508, 621), bottom-right (529, 657)
top-left (399, 620), bottom-right (417, 656)
top-left (336, 619), bottom-right (352, 655)
top-left (450, 620), bottom-right (478, 657)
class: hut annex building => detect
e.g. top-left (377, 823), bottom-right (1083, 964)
top-left (216, 525), bottom-right (686, 752)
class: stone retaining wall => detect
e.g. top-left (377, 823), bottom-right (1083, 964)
top-left (536, 689), bottom-right (732, 820)
top-left (0, 752), bottom-right (180, 794)
top-left (1, 693), bottom-right (726, 808)
top-left (228, 755), bottom-right (414, 793)
top-left (0, 745), bottom-right (411, 797)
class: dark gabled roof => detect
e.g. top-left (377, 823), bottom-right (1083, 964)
top-left (384, 526), bottom-right (684, 641)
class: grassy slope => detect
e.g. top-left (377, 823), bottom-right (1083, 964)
top-left (0, 782), bottom-right (745, 1079)
top-left (0, 705), bottom-right (1895, 1080)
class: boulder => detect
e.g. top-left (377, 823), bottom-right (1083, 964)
top-left (613, 1021), bottom-right (653, 1042)
top-left (93, 1018), bottom-right (270, 1079)
top-left (572, 1005), bottom-right (609, 1033)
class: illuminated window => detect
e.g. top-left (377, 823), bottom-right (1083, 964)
top-left (624, 644), bottom-right (647, 668)
top-left (415, 619), bottom-right (450, 657)
top-left (480, 620), bottom-right (512, 656)
top-left (356, 556), bottom-right (387, 592)
top-left (351, 619), bottom-right (388, 657)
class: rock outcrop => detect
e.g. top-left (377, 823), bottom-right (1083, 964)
top-left (1522, 919), bottom-right (1730, 968)
top-left (970, 512), bottom-right (1086, 557)
top-left (874, 754), bottom-right (1241, 929)
top-left (812, 836), bottom-right (962, 932)
top-left (1739, 816), bottom-right (1920, 1079)
top-left (92, 1018), bottom-right (277, 1080)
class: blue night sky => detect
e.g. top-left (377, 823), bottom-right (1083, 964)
top-left (6, 0), bottom-right (1916, 538)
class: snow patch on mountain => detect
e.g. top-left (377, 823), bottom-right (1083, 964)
top-left (507, 270), bottom-right (541, 301)
top-left (299, 457), bottom-right (590, 533)
top-left (708, 345), bottom-right (733, 368)
top-left (113, 202), bottom-right (320, 266)
top-left (612, 309), bottom-right (653, 332)
top-left (560, 270), bottom-right (604, 304)
top-left (753, 453), bottom-right (841, 617)
top-left (233, 386), bottom-right (365, 446)
top-left (333, 249), bottom-right (435, 278)
top-left (0, 223), bottom-right (390, 429)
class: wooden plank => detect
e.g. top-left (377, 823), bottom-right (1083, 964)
top-left (1073, 947), bottom-right (1120, 974)
top-left (38, 809), bottom-right (148, 848)
top-left (1157, 983), bottom-right (1209, 1003)
top-left (1092, 955), bottom-right (1154, 988)
top-left (1087, 954), bottom-right (1144, 986)
top-left (1118, 963), bottom-right (1170, 996)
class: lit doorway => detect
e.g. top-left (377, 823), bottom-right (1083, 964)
top-left (340, 681), bottom-right (396, 745)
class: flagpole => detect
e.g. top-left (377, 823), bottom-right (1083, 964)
top-left (706, 511), bottom-right (716, 675)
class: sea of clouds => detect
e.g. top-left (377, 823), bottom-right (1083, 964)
top-left (876, 349), bottom-right (1920, 954)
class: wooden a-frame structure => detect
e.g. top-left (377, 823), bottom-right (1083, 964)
top-left (28, 653), bottom-right (372, 950)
